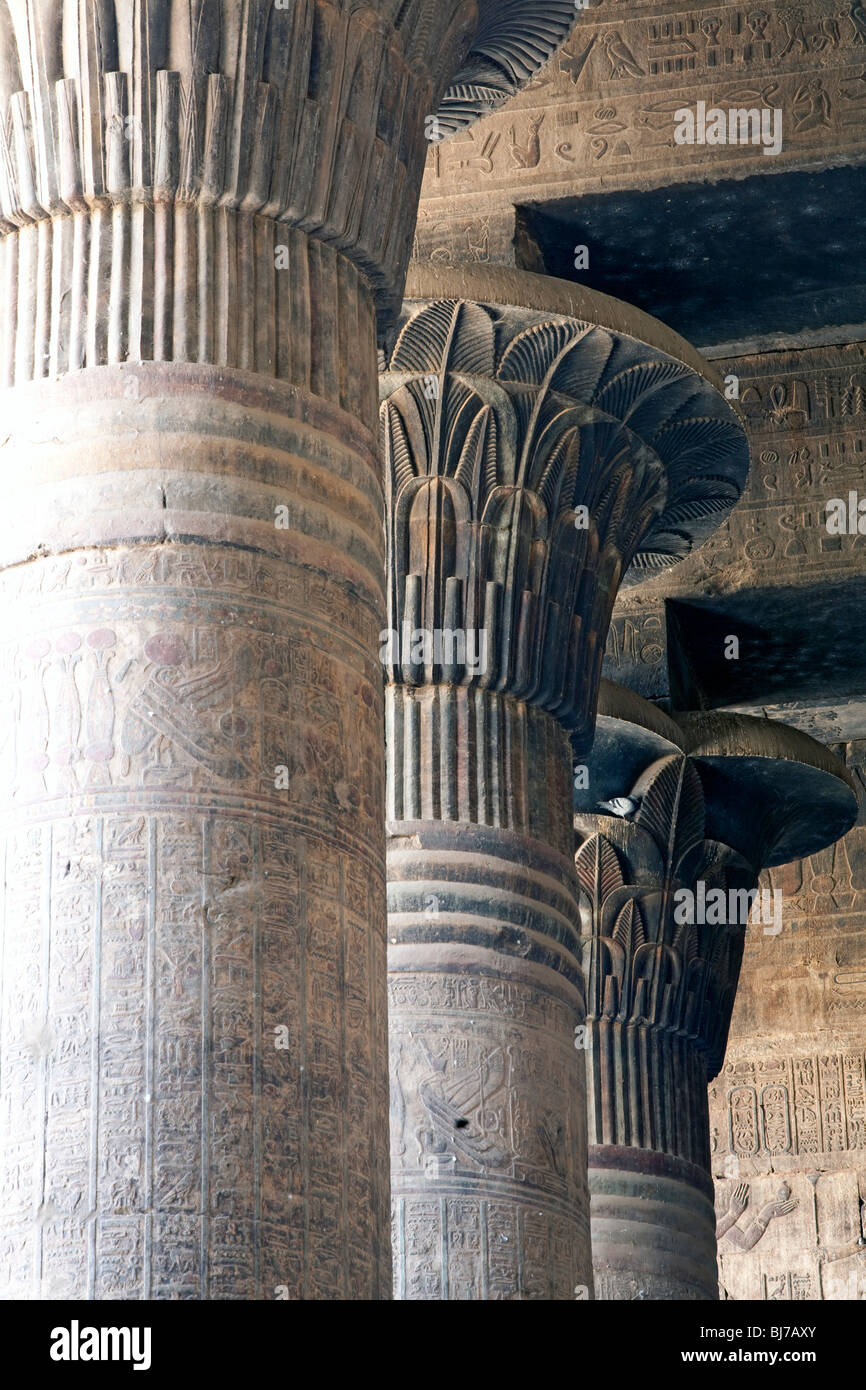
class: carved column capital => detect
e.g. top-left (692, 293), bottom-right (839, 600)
top-left (576, 680), bottom-right (857, 1299)
top-left (382, 268), bottom-right (750, 1300)
top-left (577, 682), bottom-right (858, 1082)
top-left (434, 0), bottom-right (580, 136)
top-left (0, 0), bottom-right (578, 332)
top-left (380, 267), bottom-right (749, 746)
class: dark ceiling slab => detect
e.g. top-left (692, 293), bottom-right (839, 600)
top-left (520, 165), bottom-right (866, 348)
top-left (665, 578), bottom-right (866, 712)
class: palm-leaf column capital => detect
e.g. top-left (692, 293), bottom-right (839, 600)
top-left (380, 266), bottom-right (750, 1300)
top-left (574, 679), bottom-right (858, 1300)
top-left (0, 3), bottom-right (581, 1302)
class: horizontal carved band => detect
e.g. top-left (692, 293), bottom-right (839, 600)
top-left (589, 1144), bottom-right (717, 1199)
top-left (0, 365), bottom-right (385, 607)
top-left (387, 826), bottom-right (584, 992)
top-left (589, 1146), bottom-right (719, 1301)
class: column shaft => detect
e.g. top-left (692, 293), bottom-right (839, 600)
top-left (0, 264), bottom-right (390, 1298)
top-left (0, 0), bottom-right (582, 1303)
top-left (575, 695), bottom-right (859, 1300)
top-left (388, 693), bottom-right (591, 1299)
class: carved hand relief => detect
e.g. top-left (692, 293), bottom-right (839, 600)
top-left (716, 1179), bottom-right (799, 1250)
top-left (716, 1170), bottom-right (866, 1300)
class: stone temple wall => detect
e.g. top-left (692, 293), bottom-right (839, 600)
top-left (601, 345), bottom-right (866, 1300)
top-left (709, 747), bottom-right (866, 1302)
top-left (600, 345), bottom-right (866, 1301)
top-left (415, 0), bottom-right (866, 263)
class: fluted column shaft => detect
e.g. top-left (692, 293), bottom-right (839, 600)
top-left (380, 278), bottom-right (750, 1298)
top-left (575, 698), bottom-right (858, 1300)
top-left (0, 0), bottom-right (582, 1302)
top-left (388, 692), bottom-right (591, 1299)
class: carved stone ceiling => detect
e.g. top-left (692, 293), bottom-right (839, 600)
top-left (424, 0), bottom-right (866, 207)
top-left (519, 166), bottom-right (866, 350)
top-left (423, 1), bottom-right (866, 351)
top-left (420, 4), bottom-right (866, 748)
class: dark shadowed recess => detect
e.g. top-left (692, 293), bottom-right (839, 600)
top-left (665, 579), bottom-right (866, 710)
top-left (519, 165), bottom-right (866, 348)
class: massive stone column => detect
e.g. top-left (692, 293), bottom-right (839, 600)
top-left (574, 683), bottom-right (858, 1300)
top-left (0, 1), bottom-right (579, 1301)
top-left (380, 263), bottom-right (750, 1299)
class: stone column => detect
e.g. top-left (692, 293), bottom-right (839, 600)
top-left (381, 264), bottom-right (750, 1299)
top-left (0, 1), bottom-right (577, 1301)
top-left (575, 683), bottom-right (858, 1300)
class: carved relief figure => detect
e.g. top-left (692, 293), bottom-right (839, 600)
top-left (560, 34), bottom-right (597, 86)
top-left (717, 1182), bottom-right (799, 1250)
top-left (778, 6), bottom-right (811, 56)
top-left (415, 1039), bottom-right (511, 1172)
top-left (793, 79), bottom-right (832, 132)
top-left (601, 32), bottom-right (645, 80)
top-left (509, 115), bottom-right (545, 168)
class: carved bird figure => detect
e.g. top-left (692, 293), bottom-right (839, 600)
top-left (601, 32), bottom-right (645, 80)
top-left (509, 114), bottom-right (544, 169)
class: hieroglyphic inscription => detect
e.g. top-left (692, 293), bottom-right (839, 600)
top-left (389, 971), bottom-right (588, 1300)
top-left (711, 1052), bottom-right (866, 1162)
top-left (0, 543), bottom-right (389, 1300)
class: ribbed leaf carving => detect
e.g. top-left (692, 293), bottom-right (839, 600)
top-left (612, 897), bottom-right (645, 955)
top-left (381, 299), bottom-right (748, 731)
top-left (497, 319), bottom-right (584, 387)
top-left (594, 360), bottom-right (695, 424)
top-left (575, 831), bottom-right (624, 921)
top-left (576, 760), bottom-right (755, 1079)
top-left (633, 755), bottom-right (705, 876)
